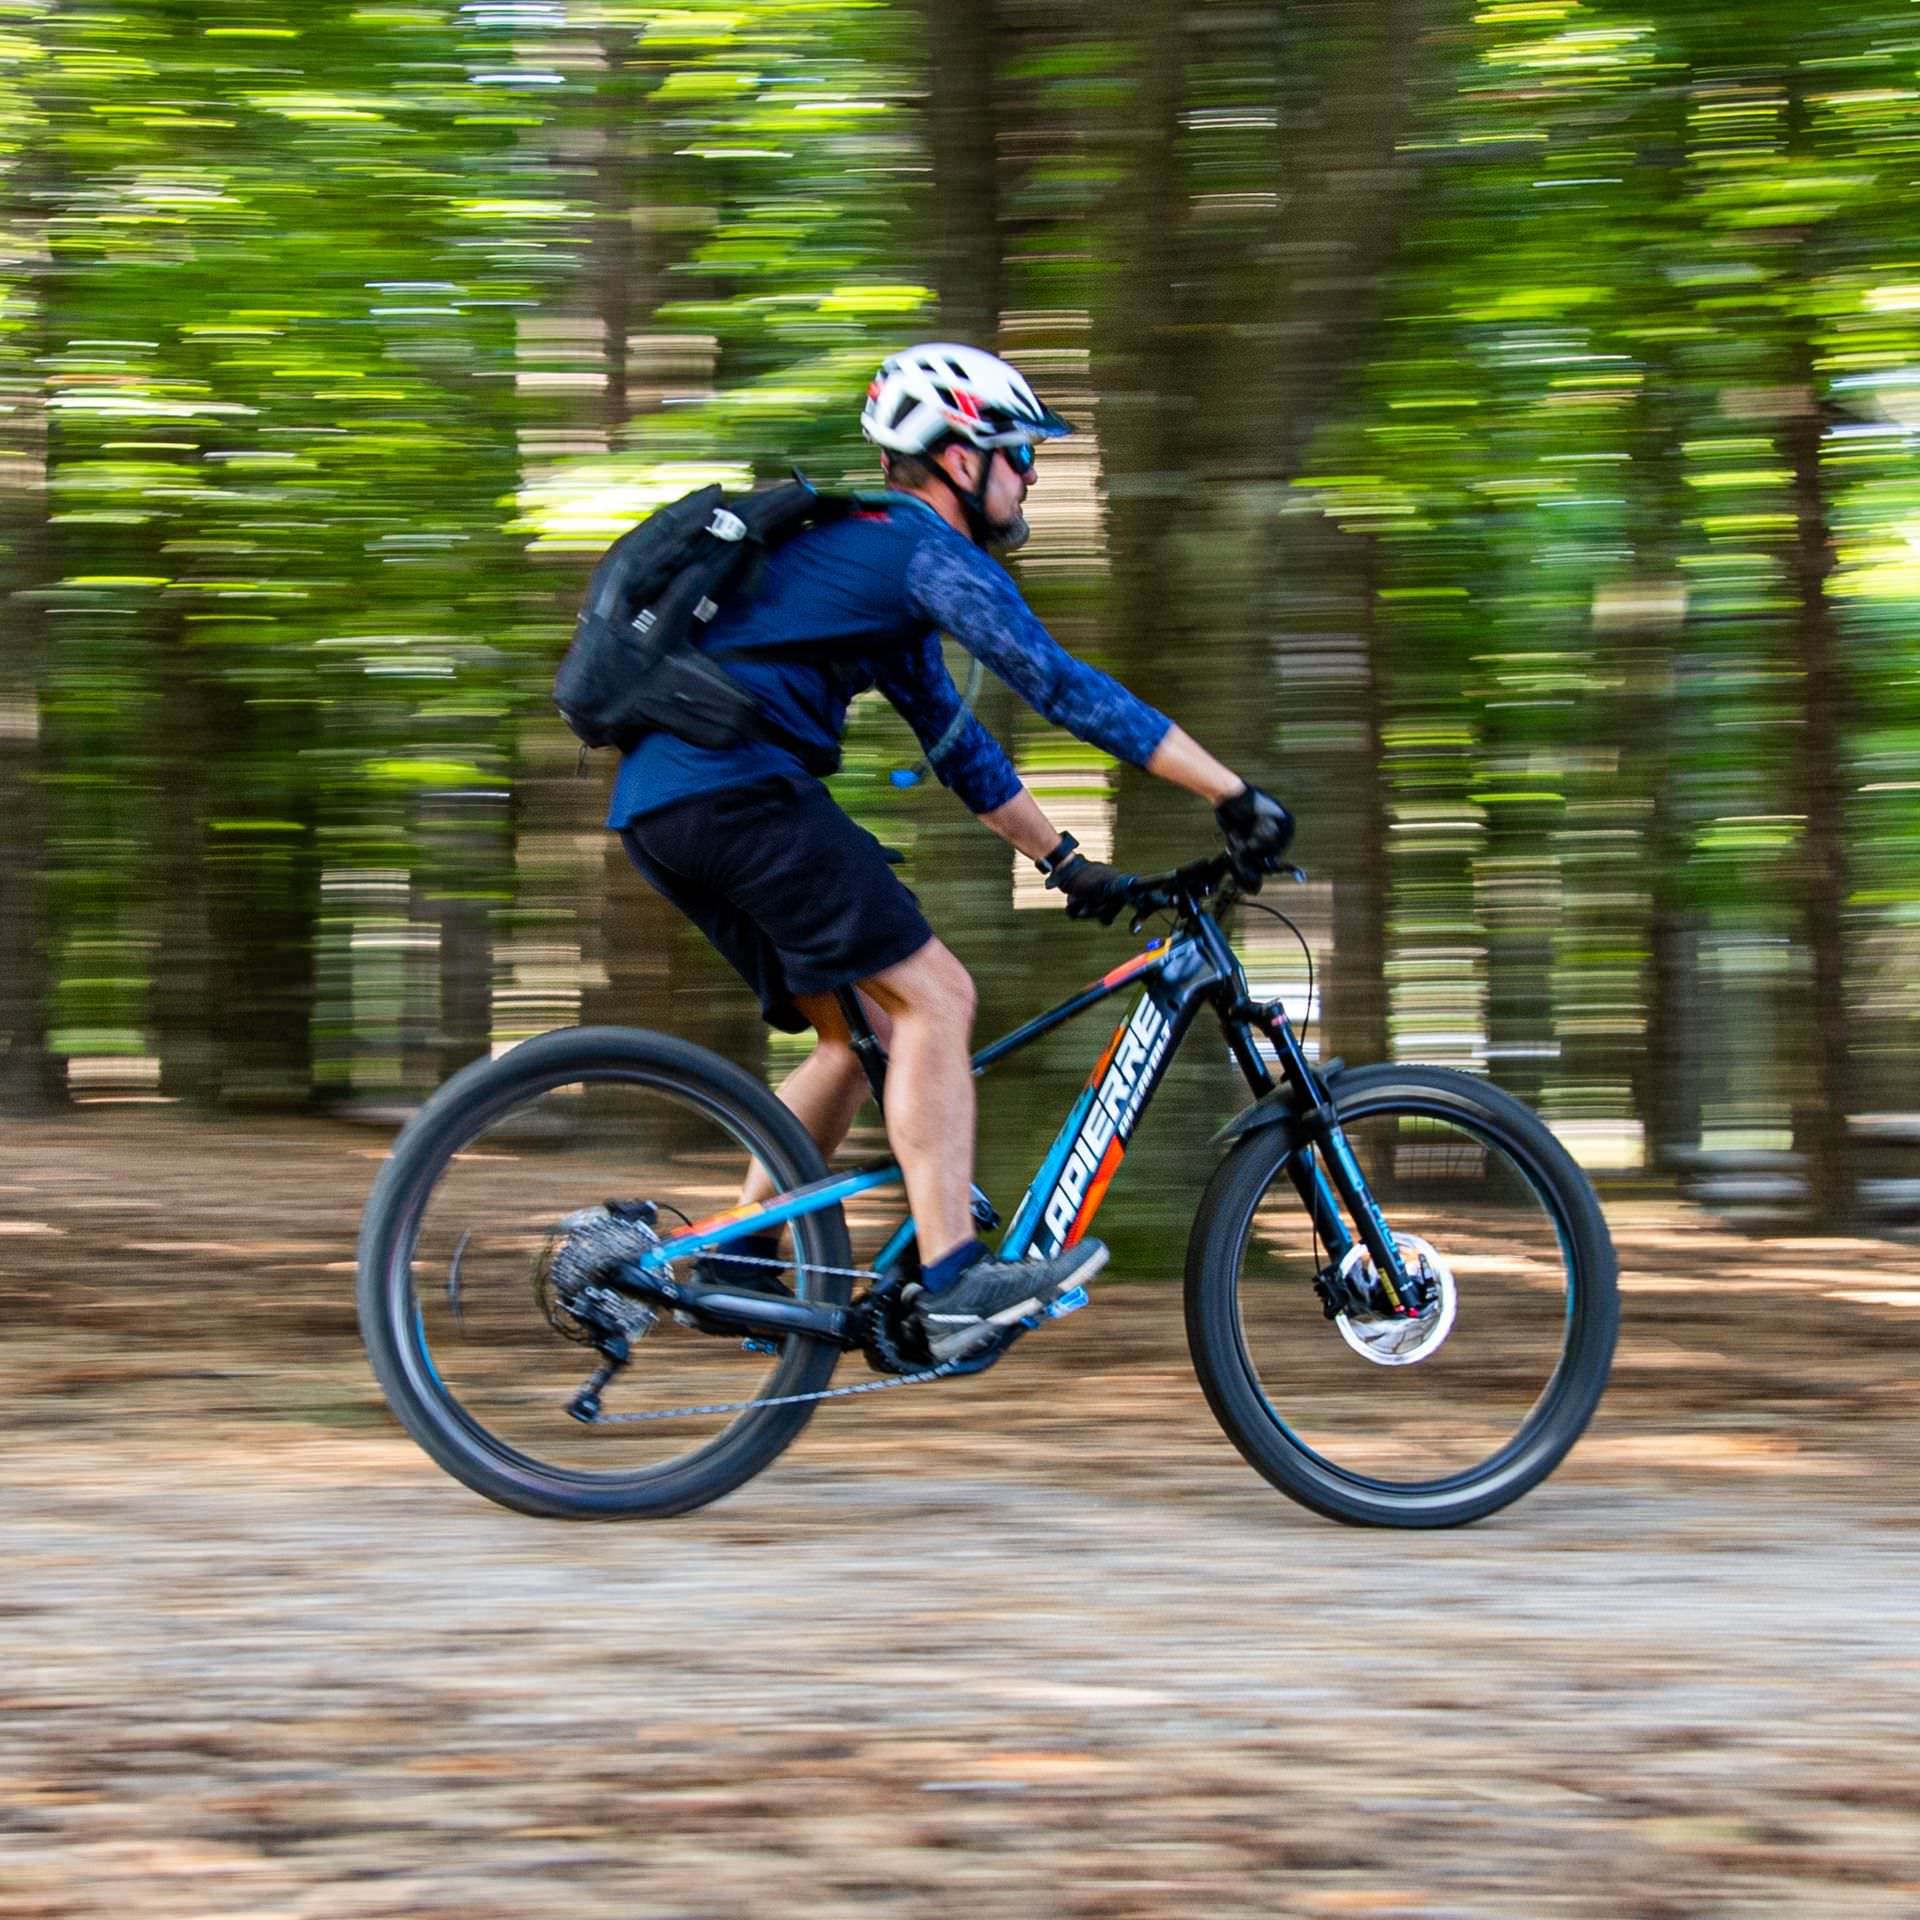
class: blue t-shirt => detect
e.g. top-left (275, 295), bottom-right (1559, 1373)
top-left (606, 493), bottom-right (1171, 829)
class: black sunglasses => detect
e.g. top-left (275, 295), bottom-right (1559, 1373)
top-left (999, 441), bottom-right (1036, 476)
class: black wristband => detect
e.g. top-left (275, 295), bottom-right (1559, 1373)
top-left (1034, 831), bottom-right (1079, 876)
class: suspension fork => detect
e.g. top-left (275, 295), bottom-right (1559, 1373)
top-left (1219, 988), bottom-right (1419, 1314)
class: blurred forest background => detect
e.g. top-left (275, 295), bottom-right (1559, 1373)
top-left (2, 0), bottom-right (1917, 1246)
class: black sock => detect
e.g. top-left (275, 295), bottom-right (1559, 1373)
top-left (919, 1237), bottom-right (990, 1294)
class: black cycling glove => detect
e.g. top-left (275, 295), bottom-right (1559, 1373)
top-left (1214, 784), bottom-right (1295, 883)
top-left (1037, 834), bottom-right (1134, 925)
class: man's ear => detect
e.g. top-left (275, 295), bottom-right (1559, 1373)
top-left (939, 442), bottom-right (982, 492)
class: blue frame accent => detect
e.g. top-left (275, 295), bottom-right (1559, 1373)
top-left (999, 1087), bottom-right (1096, 1261)
top-left (640, 1163), bottom-right (903, 1270)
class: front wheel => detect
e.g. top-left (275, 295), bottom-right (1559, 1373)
top-left (1186, 1064), bottom-right (1618, 1527)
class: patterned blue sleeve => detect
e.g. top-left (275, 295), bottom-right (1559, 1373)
top-left (903, 533), bottom-right (1172, 768)
top-left (871, 631), bottom-right (1023, 815)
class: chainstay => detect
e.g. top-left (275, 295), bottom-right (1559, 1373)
top-left (569, 1245), bottom-right (947, 1422)
top-left (687, 1252), bottom-right (882, 1287)
top-left (582, 1356), bottom-right (964, 1423)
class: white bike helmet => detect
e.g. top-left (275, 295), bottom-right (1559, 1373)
top-left (861, 342), bottom-right (1072, 456)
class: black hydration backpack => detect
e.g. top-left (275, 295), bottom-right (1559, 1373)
top-left (554, 477), bottom-right (850, 771)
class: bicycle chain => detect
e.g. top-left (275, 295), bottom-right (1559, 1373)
top-left (577, 1249), bottom-right (961, 1424)
top-left (582, 1355), bottom-right (965, 1423)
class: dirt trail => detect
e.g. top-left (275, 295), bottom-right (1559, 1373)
top-left (3, 1111), bottom-right (1918, 1917)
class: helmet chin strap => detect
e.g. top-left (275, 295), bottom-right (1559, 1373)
top-left (927, 445), bottom-right (1022, 549)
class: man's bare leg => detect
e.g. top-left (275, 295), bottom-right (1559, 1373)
top-left (851, 938), bottom-right (978, 1267)
top-left (721, 940), bottom-right (1098, 1355)
top-left (729, 939), bottom-right (979, 1269)
top-left (735, 990), bottom-right (892, 1208)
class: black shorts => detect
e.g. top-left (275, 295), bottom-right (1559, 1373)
top-left (619, 774), bottom-right (934, 1034)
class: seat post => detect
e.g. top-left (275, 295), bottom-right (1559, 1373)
top-left (834, 986), bottom-right (889, 1108)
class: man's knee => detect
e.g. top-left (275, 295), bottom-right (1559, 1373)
top-left (866, 938), bottom-right (975, 1030)
top-left (810, 1034), bottom-right (866, 1089)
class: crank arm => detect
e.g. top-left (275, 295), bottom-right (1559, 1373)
top-left (612, 1264), bottom-right (860, 1348)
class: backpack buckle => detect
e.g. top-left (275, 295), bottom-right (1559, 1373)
top-left (707, 507), bottom-right (748, 542)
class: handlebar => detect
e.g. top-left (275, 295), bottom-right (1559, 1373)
top-left (1119, 848), bottom-right (1305, 924)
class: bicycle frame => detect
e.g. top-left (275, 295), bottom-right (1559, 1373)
top-left (621, 893), bottom-right (1418, 1347)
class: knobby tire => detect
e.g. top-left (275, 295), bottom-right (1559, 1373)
top-left (1184, 1063), bottom-right (1619, 1527)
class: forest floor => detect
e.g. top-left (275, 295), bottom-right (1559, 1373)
top-left (2, 1109), bottom-right (1919, 1918)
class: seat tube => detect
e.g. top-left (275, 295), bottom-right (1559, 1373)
top-left (835, 986), bottom-right (889, 1107)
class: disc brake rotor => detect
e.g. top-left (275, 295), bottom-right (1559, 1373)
top-left (1334, 1231), bottom-right (1457, 1367)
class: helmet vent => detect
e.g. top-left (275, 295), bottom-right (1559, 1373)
top-left (886, 393), bottom-right (919, 430)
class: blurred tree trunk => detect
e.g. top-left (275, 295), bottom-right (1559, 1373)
top-left (596, 27), bottom-right (642, 445)
top-left (582, 31), bottom-right (672, 1036)
top-left (0, 469), bottom-right (61, 1113)
top-left (202, 684), bottom-right (319, 1104)
top-left (1085, 0), bottom-right (1424, 1233)
top-left (427, 792), bottom-right (498, 1083)
top-left (1253, 0), bottom-right (1424, 1080)
top-left (1091, 6), bottom-right (1186, 672)
top-left (1480, 790), bottom-right (1558, 1113)
top-left (1637, 771), bottom-right (1702, 1167)
top-left (0, 164), bottom-right (60, 1111)
top-left (925, 0), bottom-right (1002, 344)
top-left (572, 34), bottom-right (769, 1074)
top-left (1209, 0), bottom-right (1425, 485)
top-left (151, 611), bottom-right (216, 1101)
top-left (1622, 367), bottom-right (1703, 1171)
top-left (573, 32), bottom-right (650, 1048)
top-left (1784, 362), bottom-right (1858, 1225)
top-left (1325, 538), bottom-right (1391, 1072)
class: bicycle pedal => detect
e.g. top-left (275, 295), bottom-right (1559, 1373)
top-left (1019, 1284), bottom-right (1091, 1330)
top-left (741, 1337), bottom-right (783, 1357)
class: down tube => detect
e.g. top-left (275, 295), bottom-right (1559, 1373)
top-left (999, 963), bottom-right (1211, 1261)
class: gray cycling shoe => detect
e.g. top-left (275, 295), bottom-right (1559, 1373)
top-left (913, 1240), bottom-right (1108, 1361)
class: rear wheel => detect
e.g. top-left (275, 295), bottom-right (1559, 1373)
top-left (1185, 1064), bottom-right (1617, 1527)
top-left (357, 1026), bottom-right (854, 1519)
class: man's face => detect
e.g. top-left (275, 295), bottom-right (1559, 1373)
top-left (956, 443), bottom-right (1034, 549)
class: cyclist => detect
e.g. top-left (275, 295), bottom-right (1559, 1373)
top-left (611, 342), bottom-right (1292, 1359)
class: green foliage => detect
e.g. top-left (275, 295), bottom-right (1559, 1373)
top-left (1, 0), bottom-right (1916, 1220)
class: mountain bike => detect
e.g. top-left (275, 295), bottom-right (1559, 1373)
top-left (357, 843), bottom-right (1618, 1527)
